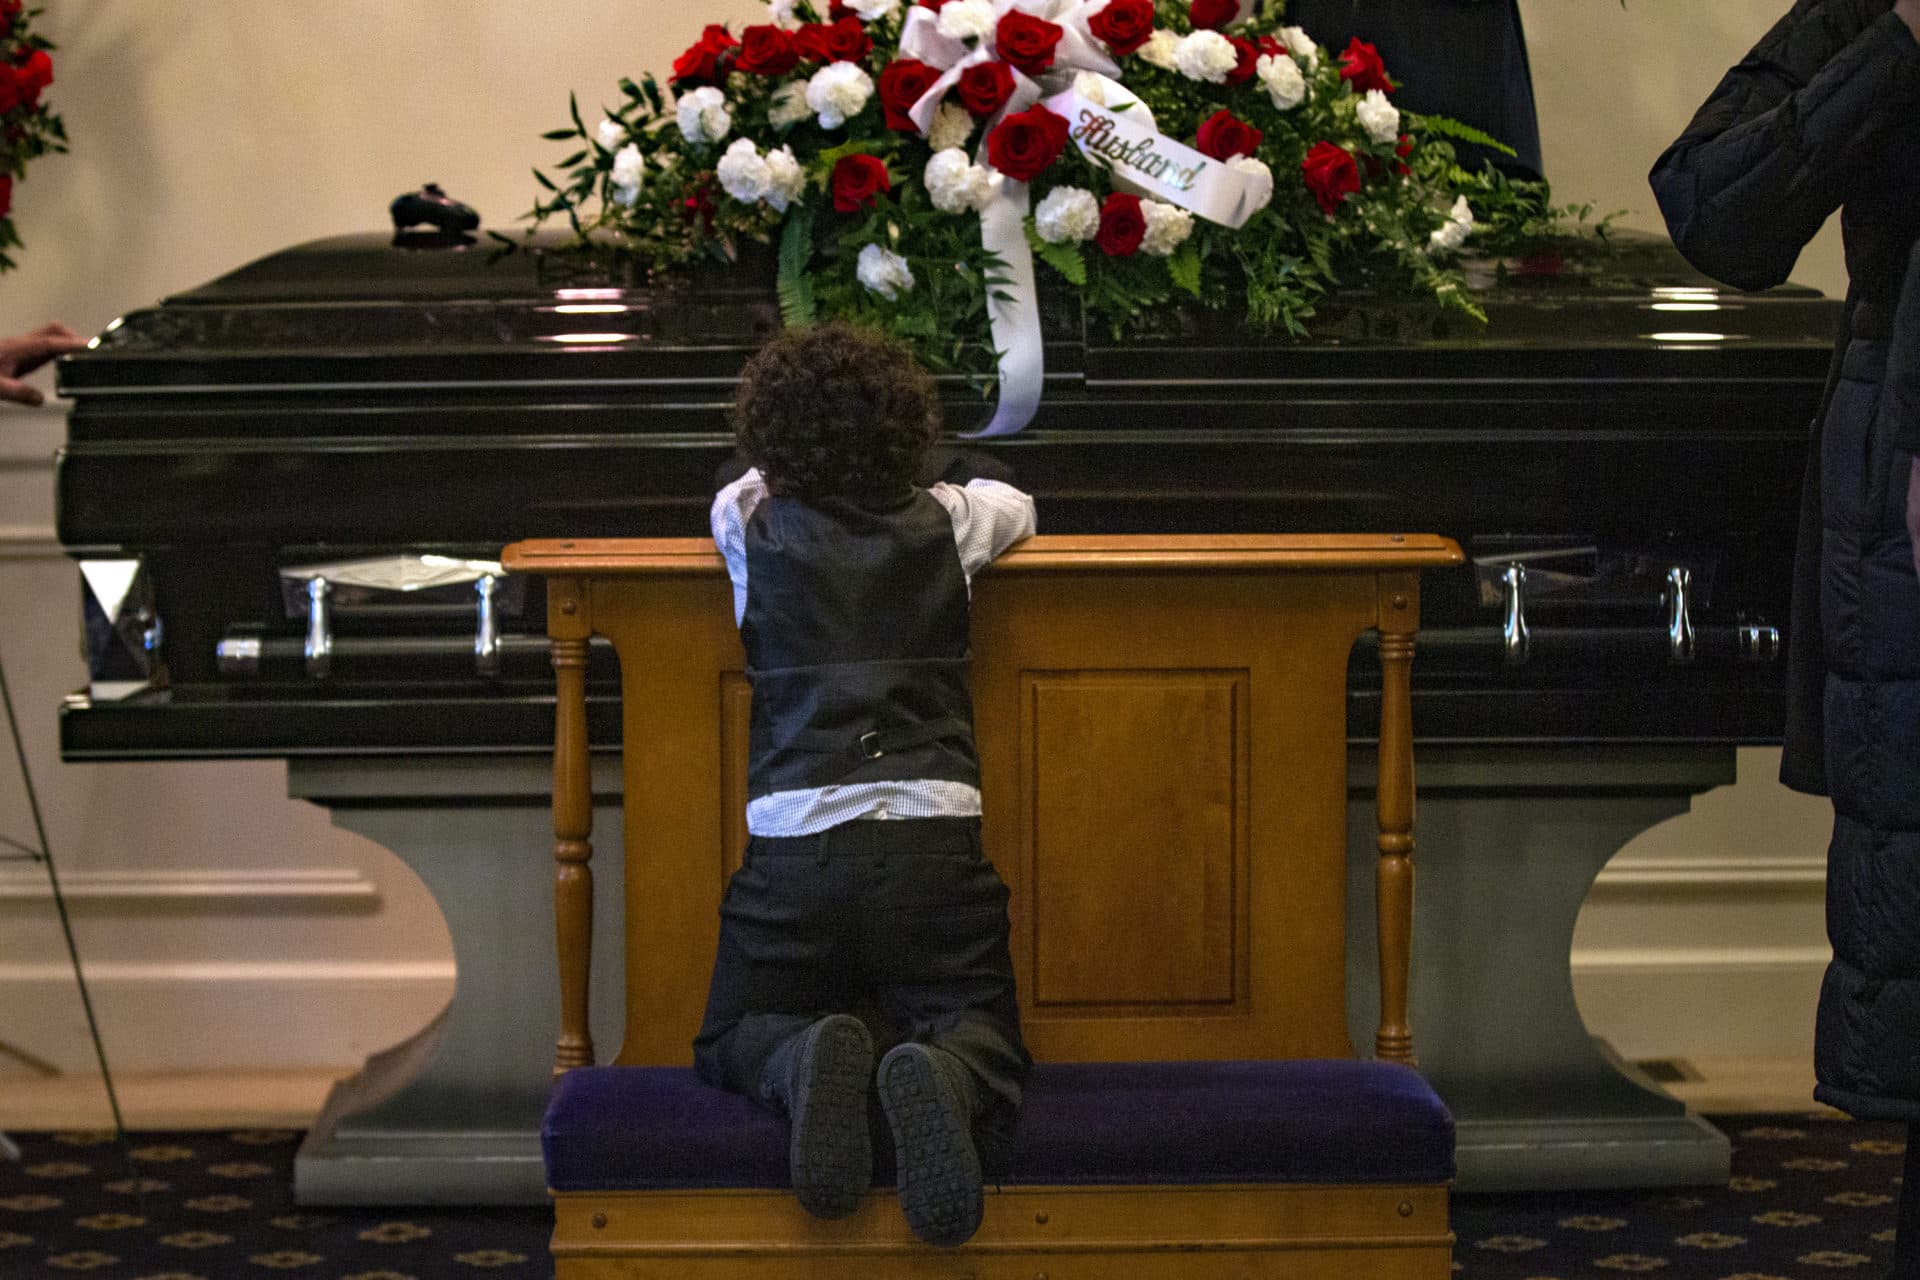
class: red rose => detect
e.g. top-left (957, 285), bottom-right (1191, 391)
top-left (671, 24), bottom-right (737, 87)
top-left (917, 0), bottom-right (952, 8)
top-left (1338, 37), bottom-right (1393, 94)
top-left (1255, 34), bottom-right (1286, 58)
top-left (1226, 35), bottom-right (1258, 84)
top-left (956, 60), bottom-right (1016, 118)
top-left (986, 104), bottom-right (1070, 182)
top-left (1088, 0), bottom-right (1155, 56)
top-left (831, 153), bottom-right (892, 212)
top-left (680, 176), bottom-right (717, 231)
top-left (0, 174), bottom-right (11, 220)
top-left (3, 46), bottom-right (50, 108)
top-left (829, 0), bottom-right (854, 19)
top-left (1395, 133), bottom-right (1414, 177)
top-left (878, 58), bottom-right (940, 132)
top-left (1195, 110), bottom-right (1262, 160)
top-left (996, 11), bottom-right (1063, 76)
top-left (0, 1), bottom-right (19, 30)
top-left (1190, 0), bottom-right (1239, 30)
top-left (796, 16), bottom-right (873, 63)
top-left (735, 25), bottom-right (798, 76)
top-left (1096, 193), bottom-right (1146, 257)
top-left (1302, 141), bottom-right (1360, 216)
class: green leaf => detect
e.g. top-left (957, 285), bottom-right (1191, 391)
top-left (556, 150), bottom-right (588, 169)
top-left (542, 127), bottom-right (579, 141)
top-left (1025, 222), bottom-right (1088, 287)
top-left (1414, 113), bottom-right (1518, 159)
top-left (533, 168), bottom-right (560, 193)
top-left (778, 209), bottom-right (819, 328)
top-left (570, 91), bottom-right (587, 137)
top-left (1168, 239), bottom-right (1204, 297)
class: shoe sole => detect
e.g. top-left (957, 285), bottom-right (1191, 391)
top-left (878, 1045), bottom-right (984, 1247)
top-left (788, 1016), bottom-right (875, 1220)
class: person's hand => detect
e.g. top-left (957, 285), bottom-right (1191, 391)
top-left (0, 322), bottom-right (87, 407)
top-left (1897, 0), bottom-right (1920, 42)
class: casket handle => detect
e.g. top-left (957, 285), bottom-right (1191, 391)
top-left (1666, 566), bottom-right (1696, 665)
top-left (1501, 563), bottom-right (1530, 668)
top-left (304, 577), bottom-right (333, 679)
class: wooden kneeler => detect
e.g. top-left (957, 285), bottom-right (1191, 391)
top-left (503, 533), bottom-right (1464, 1280)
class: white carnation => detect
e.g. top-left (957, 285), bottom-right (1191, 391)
top-left (596, 117), bottom-right (626, 152)
top-left (769, 81), bottom-right (812, 130)
top-left (927, 100), bottom-right (975, 152)
top-left (1279, 25), bottom-right (1318, 65)
top-left (1173, 29), bottom-right (1238, 83)
top-left (1230, 155), bottom-right (1274, 214)
top-left (938, 0), bottom-right (997, 42)
top-left (845, 0), bottom-right (899, 19)
top-left (676, 86), bottom-right (732, 145)
top-left (1430, 195), bottom-right (1475, 252)
top-left (1139, 199), bottom-right (1193, 257)
top-left (1356, 88), bottom-right (1401, 144)
top-left (716, 137), bottom-right (774, 204)
top-left (610, 143), bottom-right (646, 206)
top-left (1033, 186), bottom-right (1099, 244)
top-left (1138, 29), bottom-right (1180, 71)
top-left (924, 149), bottom-right (995, 215)
top-left (806, 61), bottom-right (875, 131)
top-left (769, 0), bottom-right (800, 26)
top-left (1256, 53), bottom-right (1305, 110)
top-left (856, 243), bottom-right (916, 300)
top-left (765, 146), bottom-right (807, 213)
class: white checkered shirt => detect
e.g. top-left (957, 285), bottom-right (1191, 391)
top-left (712, 468), bottom-right (1036, 836)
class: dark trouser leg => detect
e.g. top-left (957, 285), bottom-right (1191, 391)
top-left (1895, 1122), bottom-right (1920, 1278)
top-left (862, 823), bottom-right (1030, 1175)
top-left (692, 844), bottom-right (860, 1108)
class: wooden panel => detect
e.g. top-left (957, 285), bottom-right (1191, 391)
top-left (1024, 671), bottom-right (1246, 1010)
top-left (973, 570), bottom-right (1376, 1063)
top-left (553, 1184), bottom-right (1452, 1280)
top-left (595, 573), bottom-right (745, 1068)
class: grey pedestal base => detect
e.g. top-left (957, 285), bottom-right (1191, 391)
top-left (290, 744), bottom-right (1740, 1203)
top-left (1348, 744), bottom-right (1738, 1192)
top-left (288, 756), bottom-right (625, 1206)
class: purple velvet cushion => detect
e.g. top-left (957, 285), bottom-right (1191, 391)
top-left (543, 1059), bottom-right (1454, 1192)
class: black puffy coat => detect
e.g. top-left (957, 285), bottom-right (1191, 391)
top-left (1285, 0), bottom-right (1541, 178)
top-left (1651, 0), bottom-right (1920, 1120)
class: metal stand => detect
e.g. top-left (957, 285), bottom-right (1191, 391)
top-left (0, 642), bottom-right (124, 1150)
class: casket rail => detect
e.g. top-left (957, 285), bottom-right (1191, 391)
top-left (53, 230), bottom-right (1839, 759)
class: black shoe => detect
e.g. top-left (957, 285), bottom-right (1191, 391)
top-left (389, 183), bottom-right (480, 233)
top-left (763, 1015), bottom-right (875, 1220)
top-left (877, 1043), bottom-right (984, 1247)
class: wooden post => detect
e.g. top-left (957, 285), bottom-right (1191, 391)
top-left (1374, 572), bottom-right (1419, 1066)
top-left (550, 575), bottom-right (596, 1075)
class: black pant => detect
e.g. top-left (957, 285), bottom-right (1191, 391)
top-left (692, 816), bottom-right (1029, 1173)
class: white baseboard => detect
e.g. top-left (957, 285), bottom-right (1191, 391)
top-left (0, 962), bottom-right (454, 1075)
top-left (1571, 949), bottom-right (1827, 1061)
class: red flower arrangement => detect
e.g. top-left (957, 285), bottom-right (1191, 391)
top-left (986, 104), bottom-right (1070, 182)
top-left (1302, 141), bottom-right (1361, 216)
top-left (1, 3), bottom-right (67, 273)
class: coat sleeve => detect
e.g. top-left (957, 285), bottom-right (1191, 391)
top-left (1649, 2), bottom-right (1920, 291)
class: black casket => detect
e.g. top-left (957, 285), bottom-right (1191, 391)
top-left (57, 228), bottom-right (1837, 758)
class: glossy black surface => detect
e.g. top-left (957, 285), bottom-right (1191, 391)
top-left (55, 230), bottom-right (1841, 758)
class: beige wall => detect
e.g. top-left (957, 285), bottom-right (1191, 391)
top-left (0, 2), bottom-right (1839, 1079)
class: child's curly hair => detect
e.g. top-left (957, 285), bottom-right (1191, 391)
top-left (732, 323), bottom-right (942, 505)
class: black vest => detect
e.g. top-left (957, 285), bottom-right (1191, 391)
top-left (741, 490), bottom-right (980, 800)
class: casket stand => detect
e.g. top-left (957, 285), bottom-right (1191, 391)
top-left (53, 229), bottom-right (1840, 1202)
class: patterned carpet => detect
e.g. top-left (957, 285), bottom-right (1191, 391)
top-left (0, 1112), bottom-right (1905, 1279)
